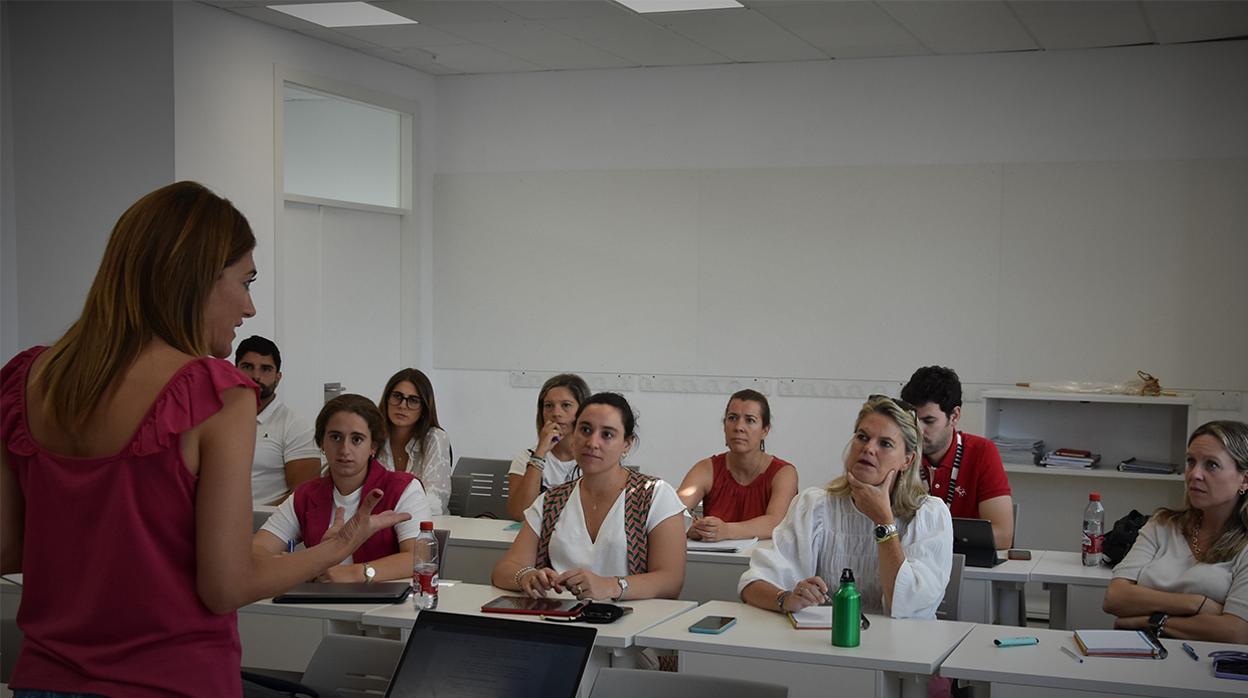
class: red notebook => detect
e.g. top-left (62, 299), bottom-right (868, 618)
top-left (480, 595), bottom-right (587, 617)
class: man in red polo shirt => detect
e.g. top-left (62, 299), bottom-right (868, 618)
top-left (901, 366), bottom-right (1015, 549)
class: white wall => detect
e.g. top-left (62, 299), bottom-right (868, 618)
top-left (3, 0), bottom-right (174, 352)
top-left (431, 41), bottom-right (1248, 491)
top-left (172, 1), bottom-right (436, 407)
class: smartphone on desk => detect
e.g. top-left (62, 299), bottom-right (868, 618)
top-left (689, 615), bottom-right (737, 634)
top-left (1007, 549), bottom-right (1032, 561)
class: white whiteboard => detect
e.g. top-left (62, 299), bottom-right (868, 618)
top-left (433, 159), bottom-right (1248, 391)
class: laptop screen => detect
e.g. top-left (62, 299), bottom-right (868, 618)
top-left (385, 610), bottom-right (597, 698)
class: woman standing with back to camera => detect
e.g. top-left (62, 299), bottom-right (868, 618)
top-left (0, 182), bottom-right (407, 698)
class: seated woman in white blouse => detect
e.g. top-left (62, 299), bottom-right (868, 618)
top-left (1104, 420), bottom-right (1248, 643)
top-left (739, 395), bottom-right (952, 619)
top-left (505, 373), bottom-right (592, 521)
top-left (492, 392), bottom-right (688, 601)
top-left (376, 368), bottom-right (452, 515)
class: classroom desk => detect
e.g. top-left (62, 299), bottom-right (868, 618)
top-left (960, 552), bottom-right (1041, 626)
top-left (238, 597), bottom-right (401, 673)
top-left (636, 600), bottom-right (976, 698)
top-left (939, 624), bottom-right (1243, 698)
top-left (361, 582), bottom-right (697, 697)
top-left (1028, 551), bottom-right (1114, 630)
top-left (430, 515), bottom-right (761, 603)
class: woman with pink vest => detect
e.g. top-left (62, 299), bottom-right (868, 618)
top-left (255, 394), bottom-right (432, 583)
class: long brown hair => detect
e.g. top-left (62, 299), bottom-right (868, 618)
top-left (379, 368), bottom-right (442, 448)
top-left (1155, 420), bottom-right (1248, 563)
top-left (36, 182), bottom-right (255, 429)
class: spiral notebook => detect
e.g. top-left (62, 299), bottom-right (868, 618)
top-left (1073, 629), bottom-right (1167, 658)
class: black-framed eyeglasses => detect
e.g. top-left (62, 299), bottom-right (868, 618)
top-left (388, 391), bottom-right (423, 409)
top-left (868, 393), bottom-right (917, 414)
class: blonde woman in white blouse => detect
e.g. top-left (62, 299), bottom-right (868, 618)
top-left (740, 395), bottom-right (952, 619)
top-left (376, 368), bottom-right (452, 516)
top-left (1104, 420), bottom-right (1248, 643)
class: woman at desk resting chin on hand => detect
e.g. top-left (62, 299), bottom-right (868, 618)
top-left (491, 392), bottom-right (689, 602)
top-left (254, 394), bottom-right (432, 583)
top-left (677, 389), bottom-right (799, 542)
top-left (739, 395), bottom-right (953, 619)
top-left (505, 373), bottom-right (592, 521)
top-left (1103, 420), bottom-right (1248, 644)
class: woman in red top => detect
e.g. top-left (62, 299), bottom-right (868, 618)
top-left (0, 182), bottom-right (407, 698)
top-left (677, 390), bottom-right (798, 541)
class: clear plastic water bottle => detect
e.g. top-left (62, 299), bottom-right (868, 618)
top-left (412, 521), bottom-right (439, 609)
top-left (1082, 492), bottom-right (1104, 566)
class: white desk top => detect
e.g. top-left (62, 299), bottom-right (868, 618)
top-left (1029, 550), bottom-right (1115, 587)
top-left (961, 551), bottom-right (1041, 583)
top-left (637, 600), bottom-right (976, 676)
top-left (361, 582), bottom-right (697, 649)
top-left (432, 515), bottom-right (519, 548)
top-left (940, 624), bottom-right (1243, 698)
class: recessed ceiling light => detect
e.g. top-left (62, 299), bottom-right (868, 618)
top-left (268, 2), bottom-right (417, 28)
top-left (615, 0), bottom-right (743, 13)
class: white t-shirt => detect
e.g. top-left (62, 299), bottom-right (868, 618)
top-left (508, 449), bottom-right (579, 490)
top-left (522, 479), bottom-right (690, 577)
top-left (738, 487), bottom-right (953, 619)
top-left (1113, 518), bottom-right (1248, 622)
top-left (377, 427), bottom-right (452, 516)
top-left (260, 479), bottom-right (431, 565)
top-left (251, 398), bottom-right (321, 506)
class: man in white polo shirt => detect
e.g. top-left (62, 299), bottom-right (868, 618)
top-left (234, 335), bottom-right (321, 506)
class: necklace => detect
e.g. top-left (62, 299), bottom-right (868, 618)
top-left (1191, 518), bottom-right (1202, 560)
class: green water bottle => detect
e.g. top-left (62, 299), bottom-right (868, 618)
top-left (832, 568), bottom-right (861, 648)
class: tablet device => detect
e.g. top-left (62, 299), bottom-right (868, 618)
top-left (273, 581), bottom-right (412, 604)
top-left (952, 518), bottom-right (1005, 568)
top-left (480, 595), bottom-right (587, 617)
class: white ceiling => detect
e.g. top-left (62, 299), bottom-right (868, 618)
top-left (201, 0), bottom-right (1248, 75)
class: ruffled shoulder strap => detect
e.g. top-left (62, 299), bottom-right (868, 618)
top-left (1, 346), bottom-right (49, 457)
top-left (130, 358), bottom-right (258, 457)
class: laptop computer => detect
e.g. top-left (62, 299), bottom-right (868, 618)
top-left (952, 517), bottom-right (1005, 568)
top-left (272, 581), bottom-right (412, 604)
top-left (384, 610), bottom-right (597, 698)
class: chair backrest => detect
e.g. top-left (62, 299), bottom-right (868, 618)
top-left (1012, 501), bottom-right (1020, 548)
top-left (589, 668), bottom-right (787, 698)
top-left (434, 528), bottom-right (449, 577)
top-left (299, 634), bottom-right (404, 698)
top-left (449, 457), bottom-right (512, 519)
top-left (937, 552), bottom-right (966, 621)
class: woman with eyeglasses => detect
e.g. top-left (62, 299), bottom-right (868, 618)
top-left (255, 394), bottom-right (431, 584)
top-left (377, 368), bottom-right (452, 515)
top-left (739, 395), bottom-right (952, 619)
top-left (677, 389), bottom-right (798, 542)
top-left (1103, 421), bottom-right (1248, 643)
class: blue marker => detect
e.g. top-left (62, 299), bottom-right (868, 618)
top-left (287, 540), bottom-right (296, 553)
top-left (994, 636), bottom-right (1039, 647)
top-left (1182, 642), bottom-right (1199, 661)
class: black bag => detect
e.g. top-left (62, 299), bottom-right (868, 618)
top-left (1102, 509), bottom-right (1150, 566)
top-left (242, 671), bottom-right (318, 698)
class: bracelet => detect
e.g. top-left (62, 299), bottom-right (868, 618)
top-left (1197, 596), bottom-right (1208, 614)
top-left (527, 456), bottom-right (545, 471)
top-left (876, 532), bottom-right (899, 544)
top-left (513, 566), bottom-right (537, 588)
top-left (776, 590), bottom-right (790, 613)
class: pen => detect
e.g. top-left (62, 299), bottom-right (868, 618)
top-left (1060, 646), bottom-right (1084, 664)
top-left (287, 540), bottom-right (295, 553)
top-left (1182, 642), bottom-right (1199, 661)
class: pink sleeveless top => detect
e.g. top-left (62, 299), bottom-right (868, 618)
top-left (1, 346), bottom-right (257, 698)
top-left (702, 453), bottom-right (793, 523)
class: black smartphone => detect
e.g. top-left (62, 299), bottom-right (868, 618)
top-left (688, 615), bottom-right (737, 634)
top-left (1007, 549), bottom-right (1032, 561)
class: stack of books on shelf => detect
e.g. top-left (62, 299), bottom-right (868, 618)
top-left (992, 436), bottom-right (1045, 464)
top-left (1117, 457), bottom-right (1177, 475)
top-left (1040, 448), bottom-right (1101, 470)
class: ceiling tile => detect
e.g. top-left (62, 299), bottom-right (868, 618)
top-left (752, 1), bottom-right (929, 59)
top-left (498, 0), bottom-right (630, 21)
top-left (437, 20), bottom-right (637, 69)
top-left (336, 23), bottom-right (471, 46)
top-left (880, 1), bottom-right (1039, 54)
top-left (543, 14), bottom-right (731, 65)
top-left (654, 8), bottom-right (827, 62)
top-left (410, 43), bottom-right (543, 73)
top-left (1143, 1), bottom-right (1248, 44)
top-left (371, 0), bottom-right (524, 25)
top-left (1010, 1), bottom-right (1152, 50)
top-left (363, 46), bottom-right (463, 73)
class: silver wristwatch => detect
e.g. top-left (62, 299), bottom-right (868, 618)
top-left (873, 522), bottom-right (899, 543)
top-left (614, 576), bottom-right (629, 600)
top-left (363, 563), bottom-right (377, 584)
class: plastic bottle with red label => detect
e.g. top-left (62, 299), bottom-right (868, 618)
top-left (412, 521), bottom-right (439, 609)
top-left (1082, 492), bottom-right (1105, 566)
